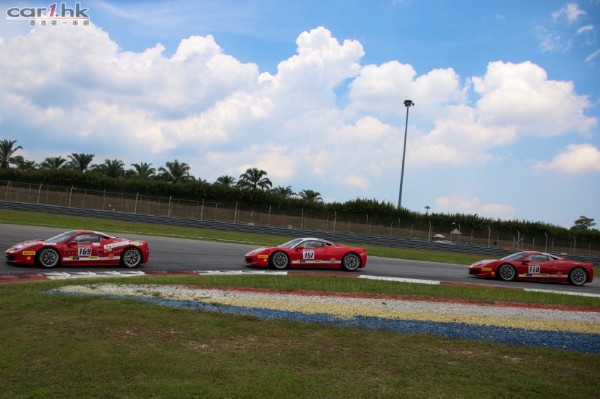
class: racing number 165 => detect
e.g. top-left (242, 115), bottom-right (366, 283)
top-left (78, 247), bottom-right (92, 257)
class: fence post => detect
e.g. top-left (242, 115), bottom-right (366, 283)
top-left (134, 192), bottom-right (139, 214)
top-left (4, 181), bottom-right (11, 201)
top-left (37, 183), bottom-right (43, 204)
top-left (333, 211), bottom-right (337, 235)
top-left (168, 196), bottom-right (172, 217)
top-left (68, 186), bottom-right (74, 207)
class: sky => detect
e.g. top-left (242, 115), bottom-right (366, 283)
top-left (0, 0), bottom-right (599, 229)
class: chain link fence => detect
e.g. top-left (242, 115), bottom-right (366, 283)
top-left (1, 179), bottom-right (598, 257)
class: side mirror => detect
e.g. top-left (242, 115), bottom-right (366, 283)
top-left (522, 260), bottom-right (530, 265)
top-left (296, 246), bottom-right (304, 251)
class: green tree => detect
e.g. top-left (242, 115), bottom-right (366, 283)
top-left (215, 175), bottom-right (237, 186)
top-left (571, 216), bottom-right (596, 231)
top-left (128, 162), bottom-right (156, 179)
top-left (0, 139), bottom-right (23, 169)
top-left (158, 160), bottom-right (194, 183)
top-left (40, 156), bottom-right (67, 170)
top-left (271, 185), bottom-right (295, 197)
top-left (92, 159), bottom-right (125, 178)
top-left (237, 168), bottom-right (272, 190)
top-left (12, 156), bottom-right (37, 171)
top-left (298, 189), bottom-right (323, 202)
top-left (67, 153), bottom-right (95, 172)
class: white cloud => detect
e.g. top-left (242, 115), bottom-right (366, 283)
top-left (435, 195), bottom-right (514, 219)
top-left (343, 175), bottom-right (369, 189)
top-left (472, 61), bottom-right (596, 136)
top-left (0, 24), bottom-right (597, 220)
top-left (552, 3), bottom-right (586, 25)
top-left (348, 62), bottom-right (463, 117)
top-left (586, 48), bottom-right (600, 63)
top-left (535, 26), bottom-right (571, 52)
top-left (534, 144), bottom-right (600, 174)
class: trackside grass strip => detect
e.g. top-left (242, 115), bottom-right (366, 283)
top-left (1, 277), bottom-right (599, 399)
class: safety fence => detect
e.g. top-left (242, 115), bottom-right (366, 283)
top-left (1, 180), bottom-right (598, 257)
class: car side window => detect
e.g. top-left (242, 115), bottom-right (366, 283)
top-left (303, 240), bottom-right (323, 249)
top-left (74, 234), bottom-right (101, 243)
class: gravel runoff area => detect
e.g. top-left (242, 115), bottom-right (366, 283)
top-left (49, 283), bottom-right (600, 354)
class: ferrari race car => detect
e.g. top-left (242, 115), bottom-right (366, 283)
top-left (5, 229), bottom-right (150, 268)
top-left (244, 237), bottom-right (367, 271)
top-left (468, 251), bottom-right (594, 286)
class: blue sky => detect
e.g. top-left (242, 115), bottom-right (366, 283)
top-left (1, 0), bottom-right (599, 228)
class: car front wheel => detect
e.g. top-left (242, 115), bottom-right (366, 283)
top-left (37, 247), bottom-right (60, 268)
top-left (342, 253), bottom-right (361, 271)
top-left (497, 263), bottom-right (516, 281)
top-left (568, 267), bottom-right (588, 286)
top-left (270, 251), bottom-right (289, 270)
top-left (121, 247), bottom-right (142, 268)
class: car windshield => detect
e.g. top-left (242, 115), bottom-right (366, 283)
top-left (501, 252), bottom-right (528, 261)
top-left (44, 230), bottom-right (76, 244)
top-left (277, 238), bottom-right (305, 248)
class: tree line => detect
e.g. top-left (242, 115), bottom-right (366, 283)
top-left (1, 138), bottom-right (598, 243)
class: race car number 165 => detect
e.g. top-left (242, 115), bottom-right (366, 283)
top-left (78, 247), bottom-right (92, 257)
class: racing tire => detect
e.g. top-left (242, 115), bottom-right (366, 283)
top-left (497, 263), bottom-right (516, 281)
top-left (121, 247), bottom-right (143, 268)
top-left (568, 267), bottom-right (588, 286)
top-left (37, 247), bottom-right (60, 268)
top-left (270, 251), bottom-right (289, 270)
top-left (342, 253), bottom-right (361, 271)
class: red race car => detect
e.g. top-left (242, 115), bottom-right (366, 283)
top-left (244, 237), bottom-right (367, 271)
top-left (5, 229), bottom-right (150, 268)
top-left (468, 251), bottom-right (594, 286)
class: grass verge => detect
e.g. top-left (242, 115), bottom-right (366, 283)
top-left (0, 276), bottom-right (598, 398)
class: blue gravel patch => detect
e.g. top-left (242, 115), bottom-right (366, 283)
top-left (47, 290), bottom-right (600, 353)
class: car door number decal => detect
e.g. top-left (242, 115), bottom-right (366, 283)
top-left (78, 247), bottom-right (92, 257)
top-left (528, 265), bottom-right (540, 274)
top-left (303, 250), bottom-right (315, 260)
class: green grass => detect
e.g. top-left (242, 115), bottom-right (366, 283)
top-left (0, 276), bottom-right (599, 398)
top-left (1, 209), bottom-right (600, 397)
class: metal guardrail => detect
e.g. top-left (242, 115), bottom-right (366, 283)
top-left (2, 200), bottom-right (598, 265)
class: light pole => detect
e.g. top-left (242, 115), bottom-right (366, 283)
top-left (397, 99), bottom-right (414, 209)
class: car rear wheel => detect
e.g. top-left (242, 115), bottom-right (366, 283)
top-left (121, 247), bottom-right (142, 268)
top-left (497, 263), bottom-right (516, 281)
top-left (37, 247), bottom-right (60, 268)
top-left (270, 251), bottom-right (289, 270)
top-left (342, 253), bottom-right (361, 271)
top-left (568, 267), bottom-right (588, 286)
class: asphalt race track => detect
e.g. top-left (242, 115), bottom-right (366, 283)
top-left (2, 224), bottom-right (599, 296)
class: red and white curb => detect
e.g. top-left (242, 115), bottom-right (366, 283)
top-left (1, 269), bottom-right (600, 298)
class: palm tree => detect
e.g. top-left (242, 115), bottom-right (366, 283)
top-left (158, 159), bottom-right (194, 183)
top-left (128, 162), bottom-right (156, 179)
top-left (67, 153), bottom-right (95, 172)
top-left (237, 168), bottom-right (272, 190)
top-left (298, 189), bottom-right (323, 202)
top-left (12, 156), bottom-right (38, 171)
top-left (271, 185), bottom-right (295, 197)
top-left (215, 175), bottom-right (237, 186)
top-left (0, 139), bottom-right (23, 169)
top-left (40, 156), bottom-right (67, 170)
top-left (92, 159), bottom-right (125, 178)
